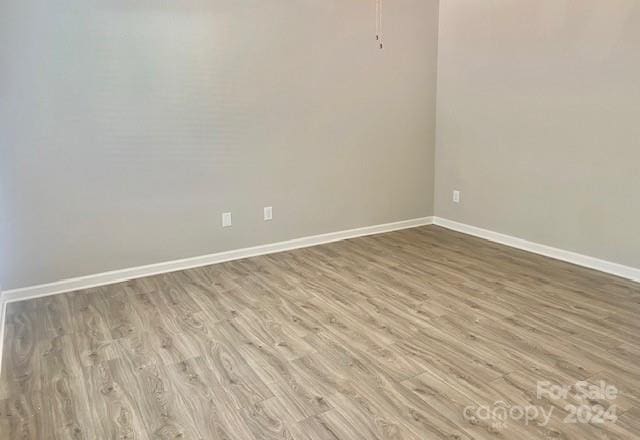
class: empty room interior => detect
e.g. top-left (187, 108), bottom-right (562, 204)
top-left (1, 0), bottom-right (640, 439)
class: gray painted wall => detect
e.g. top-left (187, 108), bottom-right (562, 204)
top-left (1, 0), bottom-right (439, 289)
top-left (435, 0), bottom-right (640, 268)
top-left (5, 0), bottom-right (638, 290)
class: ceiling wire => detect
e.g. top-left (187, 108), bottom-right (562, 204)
top-left (380, 0), bottom-right (384, 49)
top-left (376, 0), bottom-right (384, 49)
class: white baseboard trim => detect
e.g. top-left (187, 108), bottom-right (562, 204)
top-left (1, 216), bottom-right (434, 305)
top-left (2, 214), bottom-right (636, 372)
top-left (0, 215), bottom-right (433, 372)
top-left (433, 217), bottom-right (640, 282)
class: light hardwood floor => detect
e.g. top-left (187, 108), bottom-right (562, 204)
top-left (1, 225), bottom-right (639, 439)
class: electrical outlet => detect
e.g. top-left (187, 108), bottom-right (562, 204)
top-left (222, 212), bottom-right (232, 227)
top-left (453, 190), bottom-right (461, 203)
top-left (264, 206), bottom-right (273, 221)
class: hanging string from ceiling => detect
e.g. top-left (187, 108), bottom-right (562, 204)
top-left (376, 0), bottom-right (384, 49)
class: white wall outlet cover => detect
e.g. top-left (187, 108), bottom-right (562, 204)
top-left (264, 206), bottom-right (273, 221)
top-left (222, 212), bottom-right (232, 227)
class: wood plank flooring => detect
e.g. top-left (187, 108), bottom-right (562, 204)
top-left (1, 225), bottom-right (639, 439)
